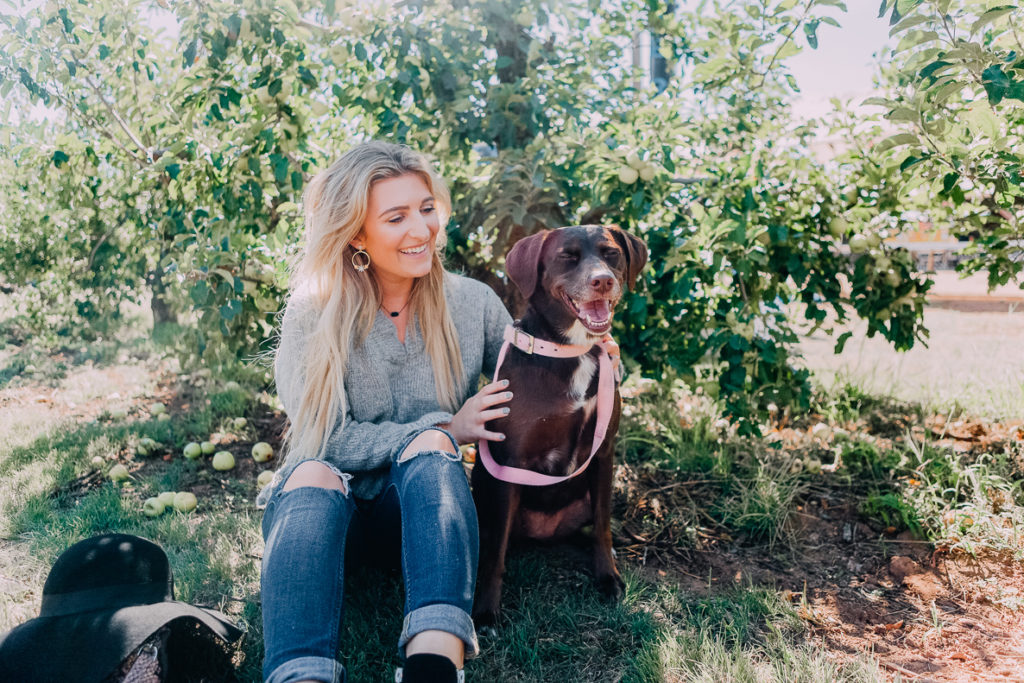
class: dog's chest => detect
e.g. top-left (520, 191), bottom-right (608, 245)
top-left (568, 353), bottom-right (598, 411)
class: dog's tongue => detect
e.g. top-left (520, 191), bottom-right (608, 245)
top-left (581, 299), bottom-right (611, 324)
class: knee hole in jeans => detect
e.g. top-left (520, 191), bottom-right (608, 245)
top-left (282, 460), bottom-right (349, 494)
top-left (398, 429), bottom-right (458, 463)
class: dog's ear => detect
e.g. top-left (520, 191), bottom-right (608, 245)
top-left (505, 231), bottom-right (549, 299)
top-left (608, 226), bottom-right (648, 288)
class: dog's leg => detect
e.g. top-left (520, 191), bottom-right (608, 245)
top-left (472, 477), bottom-right (521, 626)
top-left (589, 439), bottom-right (625, 601)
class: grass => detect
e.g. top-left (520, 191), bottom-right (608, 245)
top-left (4, 309), bottom-right (1023, 680)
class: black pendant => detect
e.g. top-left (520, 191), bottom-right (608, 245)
top-left (390, 311), bottom-right (399, 317)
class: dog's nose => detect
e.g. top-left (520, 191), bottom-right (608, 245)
top-left (590, 272), bottom-right (615, 294)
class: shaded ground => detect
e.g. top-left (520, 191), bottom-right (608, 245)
top-left (3, 302), bottom-right (1024, 681)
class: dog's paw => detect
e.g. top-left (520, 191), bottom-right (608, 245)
top-left (472, 606), bottom-right (500, 629)
top-left (595, 571), bottom-right (625, 602)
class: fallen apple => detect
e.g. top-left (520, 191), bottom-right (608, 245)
top-left (252, 442), bottom-right (274, 463)
top-left (110, 409), bottom-right (128, 420)
top-left (157, 491), bottom-right (176, 507)
top-left (173, 491), bottom-right (198, 513)
top-left (233, 417), bottom-right (248, 430)
top-left (183, 442), bottom-right (203, 460)
top-left (257, 470), bottom-right (275, 488)
top-left (212, 451), bottom-right (236, 471)
top-left (201, 441), bottom-right (216, 455)
top-left (143, 498), bottom-right (165, 517)
top-left (224, 381), bottom-right (242, 392)
top-left (109, 464), bottom-right (130, 482)
top-left (157, 413), bottom-right (171, 422)
top-left (150, 402), bottom-right (167, 416)
top-left (90, 455), bottom-right (105, 467)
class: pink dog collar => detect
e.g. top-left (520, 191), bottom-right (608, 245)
top-left (477, 324), bottom-right (617, 486)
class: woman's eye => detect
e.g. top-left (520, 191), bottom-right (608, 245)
top-left (388, 215), bottom-right (404, 224)
top-left (422, 206), bottom-right (435, 214)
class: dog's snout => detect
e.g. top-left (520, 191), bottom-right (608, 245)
top-left (590, 272), bottom-right (615, 294)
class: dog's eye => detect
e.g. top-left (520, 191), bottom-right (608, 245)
top-left (559, 250), bottom-right (579, 261)
top-left (601, 248), bottom-right (621, 262)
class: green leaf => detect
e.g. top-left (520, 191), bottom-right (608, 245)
top-left (886, 106), bottom-right (917, 122)
top-left (890, 14), bottom-right (929, 37)
top-left (183, 39), bottom-right (198, 68)
top-left (803, 19), bottom-right (819, 49)
top-left (899, 153), bottom-right (930, 171)
top-left (981, 64), bottom-right (1009, 104)
top-left (270, 154), bottom-right (289, 184)
top-left (878, 0), bottom-right (889, 18)
top-left (51, 150), bottom-right (69, 167)
top-left (941, 172), bottom-right (959, 194)
top-left (874, 132), bottom-right (918, 153)
top-left (190, 281), bottom-right (209, 306)
top-left (99, 44), bottom-right (110, 60)
top-left (834, 331), bottom-right (852, 353)
top-left (220, 299), bottom-right (242, 320)
top-left (918, 59), bottom-right (951, 81)
top-left (972, 7), bottom-right (1017, 36)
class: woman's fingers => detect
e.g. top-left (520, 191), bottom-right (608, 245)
top-left (480, 407), bottom-right (509, 423)
top-left (481, 389), bottom-right (513, 408)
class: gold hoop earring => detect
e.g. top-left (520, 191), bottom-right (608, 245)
top-left (351, 248), bottom-right (370, 272)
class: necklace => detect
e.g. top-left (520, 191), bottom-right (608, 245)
top-left (380, 298), bottom-right (411, 318)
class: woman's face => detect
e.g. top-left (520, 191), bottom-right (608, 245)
top-left (354, 173), bottom-right (440, 291)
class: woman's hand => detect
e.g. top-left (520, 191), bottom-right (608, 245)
top-left (442, 379), bottom-right (513, 444)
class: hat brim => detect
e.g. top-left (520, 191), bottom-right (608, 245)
top-left (0, 600), bottom-right (243, 682)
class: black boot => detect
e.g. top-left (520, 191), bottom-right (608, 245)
top-left (395, 653), bottom-right (462, 683)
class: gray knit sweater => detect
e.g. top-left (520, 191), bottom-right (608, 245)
top-left (259, 273), bottom-right (511, 504)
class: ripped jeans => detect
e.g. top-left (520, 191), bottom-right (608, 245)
top-left (259, 436), bottom-right (479, 683)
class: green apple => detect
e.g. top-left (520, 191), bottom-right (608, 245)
top-left (233, 417), bottom-right (248, 430)
top-left (183, 442), bottom-right (203, 460)
top-left (828, 217), bottom-right (849, 239)
top-left (143, 497), bottom-right (166, 517)
top-left (150, 402), bottom-right (167, 416)
top-left (157, 491), bottom-right (176, 507)
top-left (173, 491), bottom-right (198, 513)
top-left (110, 409), bottom-right (128, 420)
top-left (617, 166), bottom-right (639, 184)
top-left (639, 164), bottom-right (656, 182)
top-left (252, 442), bottom-right (274, 463)
top-left (804, 458), bottom-right (823, 474)
top-left (866, 232), bottom-right (881, 248)
top-left (157, 413), bottom-right (171, 422)
top-left (625, 149), bottom-right (642, 169)
top-left (23, 364), bottom-right (37, 374)
top-left (109, 464), bottom-right (130, 482)
top-left (884, 270), bottom-right (901, 287)
top-left (257, 470), bottom-right (275, 488)
top-left (212, 451), bottom-right (236, 471)
top-left (90, 455), bottom-right (105, 467)
top-left (201, 441), bottom-right (216, 455)
top-left (849, 234), bottom-right (868, 254)
top-left (135, 442), bottom-right (150, 457)
top-left (224, 381), bottom-right (242, 392)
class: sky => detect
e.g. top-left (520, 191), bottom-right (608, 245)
top-left (788, 2), bottom-right (893, 119)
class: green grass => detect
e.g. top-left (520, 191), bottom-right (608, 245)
top-left (5, 332), bottom-right (1022, 680)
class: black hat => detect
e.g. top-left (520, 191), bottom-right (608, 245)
top-left (0, 533), bottom-right (244, 682)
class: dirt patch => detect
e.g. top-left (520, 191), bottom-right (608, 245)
top-left (615, 463), bottom-right (1024, 682)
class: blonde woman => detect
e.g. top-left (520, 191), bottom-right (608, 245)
top-left (258, 141), bottom-right (512, 683)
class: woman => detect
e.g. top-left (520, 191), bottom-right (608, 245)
top-left (258, 141), bottom-right (512, 683)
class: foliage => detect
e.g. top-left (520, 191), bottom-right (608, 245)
top-left (1, 0), bottom-right (932, 428)
top-left (834, 0), bottom-right (1024, 290)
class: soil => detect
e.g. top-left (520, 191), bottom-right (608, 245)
top-left (614, 460), bottom-right (1024, 681)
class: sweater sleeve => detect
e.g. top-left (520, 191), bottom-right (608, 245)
top-left (320, 407), bottom-right (456, 471)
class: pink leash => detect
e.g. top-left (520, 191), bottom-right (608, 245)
top-left (477, 325), bottom-right (618, 486)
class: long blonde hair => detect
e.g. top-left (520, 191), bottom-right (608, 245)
top-left (282, 141), bottom-right (466, 461)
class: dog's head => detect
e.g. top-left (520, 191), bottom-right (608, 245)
top-left (505, 225), bottom-right (648, 341)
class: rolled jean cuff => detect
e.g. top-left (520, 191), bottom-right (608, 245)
top-left (398, 603), bottom-right (479, 659)
top-left (265, 655), bottom-right (345, 683)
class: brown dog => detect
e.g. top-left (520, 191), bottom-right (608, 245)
top-left (471, 225), bottom-right (648, 625)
